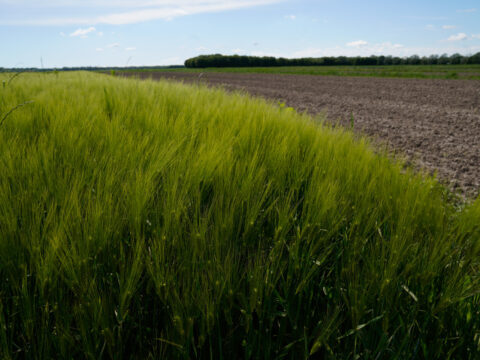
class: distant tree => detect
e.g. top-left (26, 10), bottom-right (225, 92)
top-left (428, 55), bottom-right (439, 65)
top-left (383, 56), bottom-right (393, 65)
top-left (438, 53), bottom-right (450, 65)
top-left (367, 55), bottom-right (378, 65)
top-left (407, 55), bottom-right (421, 65)
top-left (450, 53), bottom-right (463, 65)
top-left (277, 57), bottom-right (288, 66)
top-left (467, 52), bottom-right (480, 64)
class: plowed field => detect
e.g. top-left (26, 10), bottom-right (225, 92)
top-left (123, 71), bottom-right (480, 198)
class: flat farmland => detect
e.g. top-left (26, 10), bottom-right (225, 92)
top-left (122, 71), bottom-right (480, 198)
top-left (142, 64), bottom-right (480, 80)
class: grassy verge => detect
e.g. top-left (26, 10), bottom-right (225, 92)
top-left (139, 64), bottom-right (480, 80)
top-left (0, 72), bottom-right (479, 359)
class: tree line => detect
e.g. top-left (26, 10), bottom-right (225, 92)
top-left (184, 53), bottom-right (480, 68)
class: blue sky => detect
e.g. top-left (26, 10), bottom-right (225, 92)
top-left (1, 0), bottom-right (479, 68)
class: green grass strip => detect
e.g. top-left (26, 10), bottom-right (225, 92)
top-left (146, 64), bottom-right (480, 80)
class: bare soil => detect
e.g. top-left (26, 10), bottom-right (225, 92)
top-left (123, 72), bottom-right (480, 198)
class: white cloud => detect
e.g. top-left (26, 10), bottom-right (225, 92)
top-left (284, 15), bottom-right (296, 20)
top-left (1, 0), bottom-right (282, 25)
top-left (230, 48), bottom-right (246, 54)
top-left (96, 47), bottom-right (104, 51)
top-left (70, 26), bottom-right (96, 37)
top-left (125, 47), bottom-right (136, 51)
top-left (346, 40), bottom-right (368, 47)
top-left (425, 24), bottom-right (435, 30)
top-left (447, 33), bottom-right (468, 41)
top-left (472, 34), bottom-right (480, 39)
top-left (442, 25), bottom-right (456, 29)
top-left (404, 15), bottom-right (447, 20)
top-left (97, 31), bottom-right (104, 36)
top-left (107, 43), bottom-right (120, 48)
top-left (60, 31), bottom-right (66, 37)
top-left (457, 8), bottom-right (477, 13)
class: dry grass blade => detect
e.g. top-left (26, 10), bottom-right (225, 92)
top-left (7, 72), bottom-right (22, 86)
top-left (0, 100), bottom-right (34, 127)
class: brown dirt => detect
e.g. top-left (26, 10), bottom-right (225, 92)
top-left (123, 71), bottom-right (480, 198)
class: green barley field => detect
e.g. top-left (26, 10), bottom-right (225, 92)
top-left (0, 72), bottom-right (479, 359)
